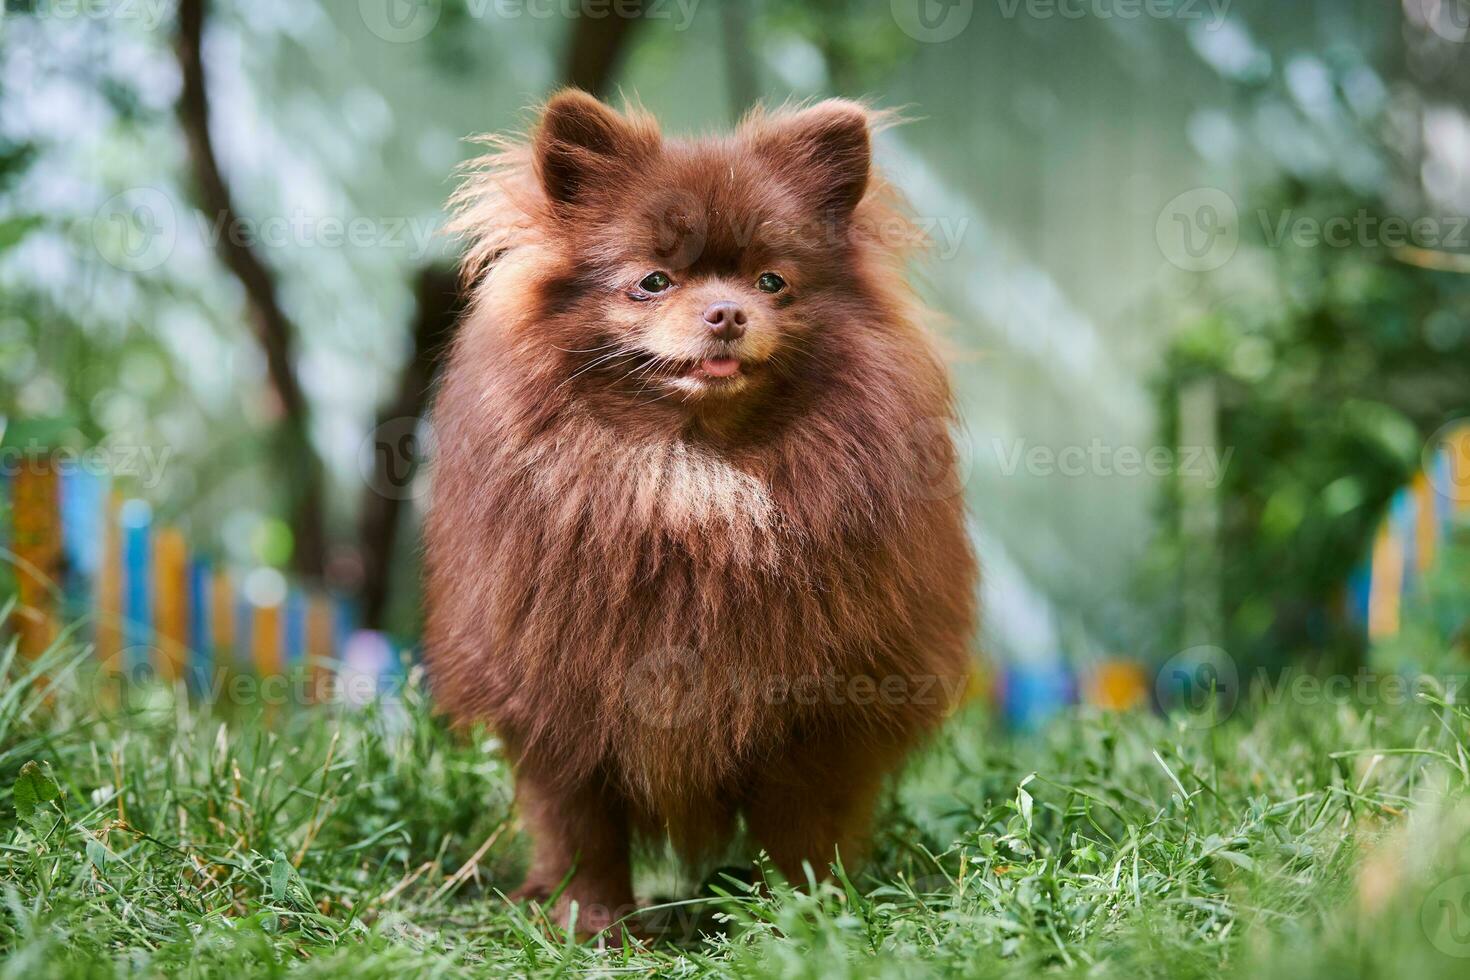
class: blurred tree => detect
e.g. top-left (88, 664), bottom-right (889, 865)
top-left (355, 4), bottom-right (648, 627)
top-left (357, 266), bottom-right (464, 630)
top-left (166, 0), bottom-right (646, 612)
top-left (174, 0), bottom-right (327, 577)
top-left (564, 0), bottom-right (644, 95)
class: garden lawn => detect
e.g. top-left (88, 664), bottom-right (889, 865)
top-left (4, 617), bottom-right (1470, 977)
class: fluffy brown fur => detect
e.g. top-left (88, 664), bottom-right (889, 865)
top-left (424, 90), bottom-right (977, 937)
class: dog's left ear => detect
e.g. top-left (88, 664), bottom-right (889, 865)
top-left (534, 90), bottom-right (657, 208)
top-left (753, 100), bottom-right (871, 220)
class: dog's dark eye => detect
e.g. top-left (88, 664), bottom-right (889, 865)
top-left (638, 271), bottom-right (673, 294)
top-left (756, 272), bottom-right (786, 293)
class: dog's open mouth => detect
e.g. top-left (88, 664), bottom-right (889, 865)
top-left (694, 357), bottom-right (742, 379)
top-left (659, 354), bottom-right (756, 395)
top-left (646, 355), bottom-right (749, 383)
top-left (579, 348), bottom-right (756, 395)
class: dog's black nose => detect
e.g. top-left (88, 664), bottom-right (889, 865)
top-left (703, 301), bottom-right (747, 341)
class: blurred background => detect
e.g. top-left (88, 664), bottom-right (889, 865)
top-left (2, 0), bottom-right (1469, 724)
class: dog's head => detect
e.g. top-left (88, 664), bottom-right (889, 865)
top-left (474, 91), bottom-right (897, 411)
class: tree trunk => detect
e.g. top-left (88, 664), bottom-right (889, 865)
top-left (564, 0), bottom-right (645, 96)
top-left (174, 0), bottom-right (327, 577)
top-left (354, 10), bottom-right (650, 627)
top-left (358, 267), bottom-right (466, 629)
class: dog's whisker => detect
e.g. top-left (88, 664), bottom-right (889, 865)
top-left (554, 341), bottom-right (623, 354)
top-left (555, 348), bottom-right (636, 393)
top-left (616, 352), bottom-right (679, 392)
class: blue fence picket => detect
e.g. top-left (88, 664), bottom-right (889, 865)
top-left (119, 499), bottom-right (152, 676)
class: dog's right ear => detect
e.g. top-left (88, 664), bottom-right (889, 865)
top-left (533, 91), bottom-right (656, 208)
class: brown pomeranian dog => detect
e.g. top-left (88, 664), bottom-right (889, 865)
top-left (425, 90), bottom-right (976, 937)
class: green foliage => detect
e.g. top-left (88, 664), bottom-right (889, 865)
top-left (757, 0), bottom-right (915, 94)
top-left (1155, 183), bottom-right (1470, 670)
top-left (12, 760), bottom-right (62, 828)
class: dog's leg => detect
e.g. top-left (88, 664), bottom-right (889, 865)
top-left (742, 733), bottom-right (903, 883)
top-left (511, 768), bottom-right (637, 938)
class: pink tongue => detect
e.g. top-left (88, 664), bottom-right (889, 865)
top-left (701, 357), bottom-right (741, 378)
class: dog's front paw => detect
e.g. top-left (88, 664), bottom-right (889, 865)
top-left (548, 893), bottom-right (645, 946)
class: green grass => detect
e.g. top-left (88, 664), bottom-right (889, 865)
top-left (5, 618), bottom-right (1470, 977)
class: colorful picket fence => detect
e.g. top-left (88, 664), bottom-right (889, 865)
top-left (0, 438), bottom-right (1162, 728)
top-left (1, 458), bottom-right (405, 704)
top-left (999, 422), bottom-right (1470, 728)
top-left (10, 421), bottom-right (1464, 727)
top-left (22, 419), bottom-right (1455, 727)
top-left (995, 658), bottom-right (1152, 732)
top-left (1351, 422), bottom-right (1470, 639)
